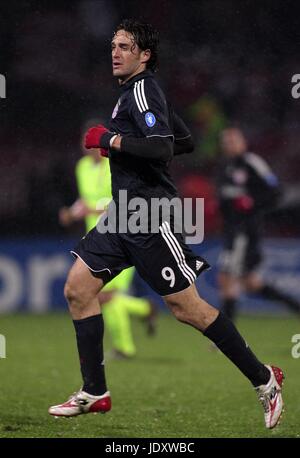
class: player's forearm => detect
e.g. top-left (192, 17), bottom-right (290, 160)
top-left (172, 111), bottom-right (194, 155)
top-left (254, 186), bottom-right (281, 212)
top-left (112, 135), bottom-right (173, 161)
top-left (89, 208), bottom-right (105, 215)
top-left (174, 135), bottom-right (194, 155)
top-left (69, 199), bottom-right (103, 220)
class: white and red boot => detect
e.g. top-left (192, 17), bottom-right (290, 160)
top-left (48, 390), bottom-right (111, 417)
top-left (256, 365), bottom-right (284, 429)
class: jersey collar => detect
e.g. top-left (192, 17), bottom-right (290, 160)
top-left (119, 70), bottom-right (153, 93)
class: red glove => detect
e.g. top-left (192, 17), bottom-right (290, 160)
top-left (100, 147), bottom-right (109, 157)
top-left (85, 124), bottom-right (114, 149)
top-left (233, 195), bottom-right (254, 212)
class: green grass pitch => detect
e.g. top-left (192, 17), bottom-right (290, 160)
top-left (0, 313), bottom-right (299, 438)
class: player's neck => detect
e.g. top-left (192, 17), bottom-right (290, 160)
top-left (119, 67), bottom-right (147, 86)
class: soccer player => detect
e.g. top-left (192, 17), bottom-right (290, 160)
top-left (59, 139), bottom-right (156, 358)
top-left (49, 19), bottom-right (284, 429)
top-left (217, 127), bottom-right (300, 320)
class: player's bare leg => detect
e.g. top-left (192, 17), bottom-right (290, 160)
top-left (64, 257), bottom-right (104, 319)
top-left (164, 283), bottom-right (218, 331)
top-left (49, 257), bottom-right (111, 417)
top-left (164, 284), bottom-right (284, 428)
top-left (243, 272), bottom-right (300, 315)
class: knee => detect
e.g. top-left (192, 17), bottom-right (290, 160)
top-left (165, 294), bottom-right (218, 330)
top-left (64, 280), bottom-right (76, 304)
top-left (165, 296), bottom-right (189, 323)
top-left (218, 273), bottom-right (239, 297)
top-left (64, 278), bottom-right (88, 312)
top-left (172, 307), bottom-right (188, 323)
top-left (244, 276), bottom-right (261, 293)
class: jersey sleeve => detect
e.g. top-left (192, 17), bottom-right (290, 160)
top-left (170, 109), bottom-right (194, 155)
top-left (129, 78), bottom-right (173, 138)
top-left (245, 153), bottom-right (279, 188)
top-left (171, 110), bottom-right (192, 141)
top-left (75, 159), bottom-right (89, 201)
top-left (245, 153), bottom-right (281, 211)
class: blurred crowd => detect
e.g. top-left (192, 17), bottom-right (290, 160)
top-left (1, 0), bottom-right (300, 236)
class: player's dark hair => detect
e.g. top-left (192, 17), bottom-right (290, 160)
top-left (114, 19), bottom-right (159, 72)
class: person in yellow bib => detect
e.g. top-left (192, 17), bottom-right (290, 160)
top-left (59, 142), bottom-right (156, 358)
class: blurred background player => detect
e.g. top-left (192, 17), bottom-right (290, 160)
top-left (217, 127), bottom-right (300, 321)
top-left (59, 128), bottom-right (157, 358)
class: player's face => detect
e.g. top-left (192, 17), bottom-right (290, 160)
top-left (111, 30), bottom-right (150, 83)
top-left (220, 129), bottom-right (247, 157)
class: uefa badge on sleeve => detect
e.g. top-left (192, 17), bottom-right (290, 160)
top-left (145, 112), bottom-right (156, 127)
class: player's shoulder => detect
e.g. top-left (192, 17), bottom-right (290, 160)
top-left (142, 74), bottom-right (166, 100)
top-left (129, 72), bottom-right (167, 113)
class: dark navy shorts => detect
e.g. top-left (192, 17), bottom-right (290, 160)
top-left (72, 219), bottom-right (210, 296)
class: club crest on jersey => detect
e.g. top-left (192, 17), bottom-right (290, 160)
top-left (112, 99), bottom-right (121, 119)
top-left (233, 169), bottom-right (248, 184)
top-left (145, 112), bottom-right (156, 127)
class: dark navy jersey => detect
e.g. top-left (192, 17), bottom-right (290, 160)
top-left (217, 152), bottom-right (280, 230)
top-left (108, 70), bottom-right (179, 203)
